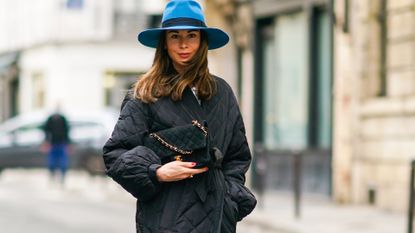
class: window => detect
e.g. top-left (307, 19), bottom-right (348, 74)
top-left (378, 0), bottom-right (387, 96)
top-left (262, 12), bottom-right (309, 149)
top-left (342, 0), bottom-right (350, 33)
top-left (148, 14), bottom-right (162, 28)
top-left (310, 8), bottom-right (332, 148)
top-left (32, 72), bottom-right (45, 110)
top-left (113, 0), bottom-right (144, 39)
top-left (66, 0), bottom-right (84, 10)
top-left (256, 9), bottom-right (332, 150)
top-left (104, 71), bottom-right (140, 109)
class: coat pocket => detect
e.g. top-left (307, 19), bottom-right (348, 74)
top-left (228, 181), bottom-right (257, 221)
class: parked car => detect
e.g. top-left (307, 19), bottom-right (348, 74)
top-left (0, 109), bottom-right (118, 175)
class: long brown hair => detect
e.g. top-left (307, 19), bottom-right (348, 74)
top-left (134, 30), bottom-right (216, 103)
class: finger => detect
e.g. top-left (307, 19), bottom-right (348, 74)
top-left (187, 167), bottom-right (209, 175)
top-left (181, 162), bottom-right (197, 168)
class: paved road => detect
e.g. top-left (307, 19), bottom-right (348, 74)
top-left (238, 221), bottom-right (281, 233)
top-left (0, 169), bottom-right (271, 233)
top-left (0, 169), bottom-right (136, 233)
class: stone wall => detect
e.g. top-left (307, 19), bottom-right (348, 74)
top-left (333, 0), bottom-right (415, 212)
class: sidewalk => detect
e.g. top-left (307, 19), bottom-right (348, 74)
top-left (242, 191), bottom-right (406, 233)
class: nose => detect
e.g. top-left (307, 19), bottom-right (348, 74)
top-left (179, 38), bottom-right (188, 49)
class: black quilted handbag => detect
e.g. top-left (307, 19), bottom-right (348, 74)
top-left (143, 120), bottom-right (211, 168)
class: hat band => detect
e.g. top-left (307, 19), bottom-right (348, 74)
top-left (162, 17), bottom-right (207, 28)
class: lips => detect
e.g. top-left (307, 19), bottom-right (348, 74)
top-left (178, 53), bottom-right (190, 59)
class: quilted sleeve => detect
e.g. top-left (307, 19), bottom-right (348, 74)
top-left (102, 95), bottom-right (162, 202)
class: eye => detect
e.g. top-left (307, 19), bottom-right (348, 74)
top-left (170, 34), bottom-right (179, 39)
top-left (188, 33), bottom-right (198, 38)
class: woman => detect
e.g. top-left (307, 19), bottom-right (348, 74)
top-left (103, 1), bottom-right (256, 232)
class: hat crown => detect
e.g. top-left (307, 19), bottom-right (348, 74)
top-left (162, 0), bottom-right (205, 23)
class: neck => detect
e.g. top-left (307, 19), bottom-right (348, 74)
top-left (173, 64), bottom-right (184, 74)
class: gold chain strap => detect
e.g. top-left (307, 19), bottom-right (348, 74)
top-left (149, 133), bottom-right (193, 155)
top-left (191, 120), bottom-right (208, 136)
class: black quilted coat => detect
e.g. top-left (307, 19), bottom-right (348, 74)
top-left (103, 77), bottom-right (256, 233)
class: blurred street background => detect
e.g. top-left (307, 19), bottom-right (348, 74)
top-left (1, 0), bottom-right (415, 232)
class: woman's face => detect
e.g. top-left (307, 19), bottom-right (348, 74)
top-left (165, 29), bottom-right (201, 73)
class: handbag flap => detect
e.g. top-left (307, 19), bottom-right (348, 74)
top-left (144, 122), bottom-right (207, 159)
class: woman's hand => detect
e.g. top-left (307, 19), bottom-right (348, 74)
top-left (156, 161), bottom-right (208, 182)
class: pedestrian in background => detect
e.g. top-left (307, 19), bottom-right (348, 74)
top-left (42, 110), bottom-right (70, 185)
top-left (103, 0), bottom-right (256, 232)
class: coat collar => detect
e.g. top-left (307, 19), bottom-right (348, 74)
top-left (178, 87), bottom-right (205, 122)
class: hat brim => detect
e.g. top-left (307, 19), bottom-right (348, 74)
top-left (137, 26), bottom-right (229, 50)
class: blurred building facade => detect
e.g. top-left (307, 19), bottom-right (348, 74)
top-left (209, 0), bottom-right (414, 213)
top-left (0, 0), bottom-right (165, 120)
top-left (332, 0), bottom-right (415, 212)
top-left (0, 0), bottom-right (236, 122)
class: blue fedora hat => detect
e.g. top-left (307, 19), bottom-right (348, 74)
top-left (138, 0), bottom-right (229, 50)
